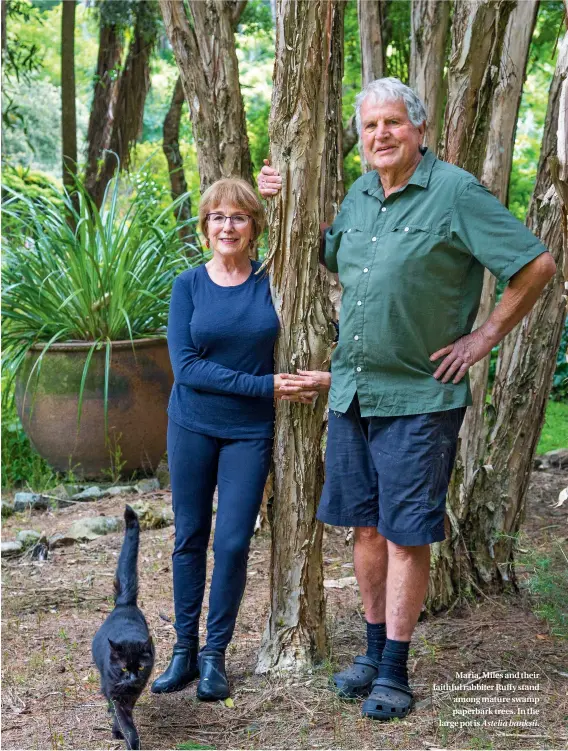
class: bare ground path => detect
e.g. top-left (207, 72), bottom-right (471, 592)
top-left (1, 469), bottom-right (567, 750)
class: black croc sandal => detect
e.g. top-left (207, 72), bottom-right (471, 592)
top-left (361, 677), bottom-right (414, 721)
top-left (331, 655), bottom-right (380, 699)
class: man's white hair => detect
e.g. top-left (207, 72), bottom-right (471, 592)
top-left (355, 77), bottom-right (427, 136)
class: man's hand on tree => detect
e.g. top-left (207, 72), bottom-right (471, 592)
top-left (258, 160), bottom-right (282, 198)
top-left (430, 328), bottom-right (495, 385)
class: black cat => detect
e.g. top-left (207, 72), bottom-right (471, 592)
top-left (92, 505), bottom-right (155, 750)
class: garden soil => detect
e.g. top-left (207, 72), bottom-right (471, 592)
top-left (1, 468), bottom-right (567, 750)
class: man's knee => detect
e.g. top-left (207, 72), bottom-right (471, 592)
top-left (354, 526), bottom-right (386, 545)
top-left (387, 540), bottom-right (430, 563)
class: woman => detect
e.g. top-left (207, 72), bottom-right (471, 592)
top-left (151, 178), bottom-right (315, 701)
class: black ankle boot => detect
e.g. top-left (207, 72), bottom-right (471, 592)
top-left (151, 643), bottom-right (199, 694)
top-left (196, 649), bottom-right (230, 701)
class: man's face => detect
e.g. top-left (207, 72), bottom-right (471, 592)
top-left (360, 97), bottom-right (425, 175)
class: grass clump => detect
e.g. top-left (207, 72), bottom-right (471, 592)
top-left (521, 543), bottom-right (568, 639)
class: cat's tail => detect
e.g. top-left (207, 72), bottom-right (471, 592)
top-left (114, 505), bottom-right (140, 607)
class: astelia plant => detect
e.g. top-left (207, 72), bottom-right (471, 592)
top-left (2, 163), bottom-right (202, 430)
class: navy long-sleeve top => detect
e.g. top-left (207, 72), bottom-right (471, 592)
top-left (167, 261), bottom-right (279, 439)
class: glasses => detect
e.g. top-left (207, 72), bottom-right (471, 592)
top-left (206, 212), bottom-right (251, 228)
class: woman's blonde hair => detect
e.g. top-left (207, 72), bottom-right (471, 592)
top-left (199, 178), bottom-right (265, 253)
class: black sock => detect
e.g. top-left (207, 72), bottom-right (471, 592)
top-left (366, 621), bottom-right (386, 664)
top-left (378, 638), bottom-right (410, 686)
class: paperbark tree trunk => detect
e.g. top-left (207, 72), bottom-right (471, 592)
top-left (409, 0), bottom-right (450, 153)
top-left (90, 2), bottom-right (157, 207)
top-left (441, 0), bottom-right (516, 177)
top-left (429, 32), bottom-right (568, 611)
top-left (158, 0), bottom-right (253, 192)
top-left (357, 0), bottom-right (385, 86)
top-left (162, 75), bottom-right (200, 255)
top-left (84, 12), bottom-right (123, 197)
top-left (355, 0), bottom-right (385, 169)
top-left (321, 1), bottom-right (346, 317)
top-left (61, 0), bottom-right (77, 189)
top-left (456, 0), bottom-right (538, 529)
top-left (256, 0), bottom-right (338, 673)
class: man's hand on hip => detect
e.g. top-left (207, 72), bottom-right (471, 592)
top-left (430, 328), bottom-right (494, 385)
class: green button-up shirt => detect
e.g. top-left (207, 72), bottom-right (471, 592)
top-left (325, 149), bottom-right (547, 417)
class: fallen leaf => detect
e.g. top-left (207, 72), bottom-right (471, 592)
top-left (536, 634), bottom-right (548, 640)
top-left (224, 697), bottom-right (234, 708)
top-left (553, 487), bottom-right (567, 508)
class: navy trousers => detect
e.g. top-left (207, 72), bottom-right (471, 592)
top-left (168, 420), bottom-right (272, 652)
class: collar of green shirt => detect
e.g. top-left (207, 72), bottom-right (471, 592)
top-left (360, 147), bottom-right (437, 200)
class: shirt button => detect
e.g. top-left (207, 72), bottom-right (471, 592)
top-left (381, 207), bottom-right (387, 213)
top-left (363, 268), bottom-right (368, 273)
top-left (372, 236), bottom-right (377, 242)
top-left (356, 367), bottom-right (362, 372)
top-left (357, 300), bottom-right (362, 306)
top-left (404, 226), bottom-right (409, 232)
top-left (354, 335), bottom-right (359, 341)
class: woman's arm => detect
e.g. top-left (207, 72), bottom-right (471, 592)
top-left (168, 276), bottom-right (274, 398)
top-left (168, 276), bottom-right (317, 400)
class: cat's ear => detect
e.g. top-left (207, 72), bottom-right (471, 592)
top-left (143, 637), bottom-right (153, 654)
top-left (108, 638), bottom-right (121, 654)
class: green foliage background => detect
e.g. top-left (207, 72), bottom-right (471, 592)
top-left (1, 0), bottom-right (566, 488)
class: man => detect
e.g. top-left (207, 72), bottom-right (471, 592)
top-left (259, 77), bottom-right (556, 721)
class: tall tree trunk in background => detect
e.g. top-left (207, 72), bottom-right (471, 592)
top-left (256, 0), bottom-right (338, 673)
top-left (162, 75), bottom-right (200, 256)
top-left (1, 1), bottom-right (7, 61)
top-left (441, 0), bottom-right (516, 177)
top-left (480, 2), bottom-right (537, 205)
top-left (455, 0), bottom-right (538, 555)
top-left (84, 13), bottom-right (123, 197)
top-left (61, 0), bottom-right (77, 189)
top-left (409, 0), bottom-right (450, 153)
top-left (439, 36), bottom-right (567, 606)
top-left (429, 25), bottom-right (568, 611)
top-left (357, 0), bottom-right (384, 85)
top-left (428, 0), bottom-right (516, 609)
top-left (321, 1), bottom-right (346, 317)
top-left (158, 0), bottom-right (253, 192)
top-left (91, 3), bottom-right (157, 207)
top-left (355, 0), bottom-right (385, 169)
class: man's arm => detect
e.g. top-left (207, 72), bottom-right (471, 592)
top-left (259, 162), bottom-right (333, 269)
top-left (430, 252), bottom-right (557, 384)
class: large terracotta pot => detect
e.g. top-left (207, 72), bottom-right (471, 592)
top-left (16, 338), bottom-right (173, 478)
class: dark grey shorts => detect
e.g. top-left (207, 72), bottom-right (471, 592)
top-left (317, 395), bottom-right (466, 546)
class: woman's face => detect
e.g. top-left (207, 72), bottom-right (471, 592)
top-left (206, 202), bottom-right (253, 258)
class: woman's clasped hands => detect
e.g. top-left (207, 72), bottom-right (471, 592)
top-left (273, 371), bottom-right (332, 403)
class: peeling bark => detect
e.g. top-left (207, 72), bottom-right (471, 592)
top-left (429, 33), bottom-right (568, 611)
top-left (256, 0), bottom-right (338, 673)
top-left (357, 0), bottom-right (385, 86)
top-left (159, 0), bottom-right (253, 192)
top-left (84, 14), bottom-right (123, 197)
top-left (409, 0), bottom-right (450, 152)
top-left (320, 1), bottom-right (346, 317)
top-left (442, 0), bottom-right (516, 177)
top-left (456, 0), bottom-right (538, 528)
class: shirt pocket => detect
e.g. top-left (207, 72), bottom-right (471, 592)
top-left (379, 224), bottom-right (451, 279)
top-left (337, 227), bottom-right (372, 275)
